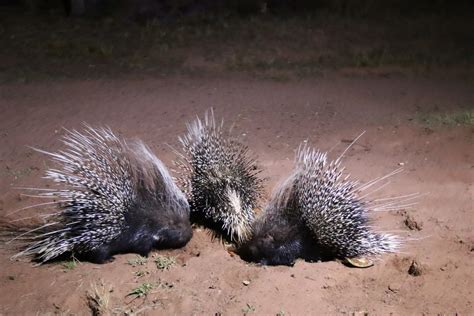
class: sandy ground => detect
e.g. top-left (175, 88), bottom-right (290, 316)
top-left (0, 73), bottom-right (472, 315)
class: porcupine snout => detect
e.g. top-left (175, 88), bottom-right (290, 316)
top-left (128, 188), bottom-right (193, 252)
top-left (152, 215), bottom-right (193, 249)
top-left (237, 210), bottom-right (306, 266)
top-left (238, 235), bottom-right (302, 266)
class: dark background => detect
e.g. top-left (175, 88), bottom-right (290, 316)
top-left (0, 0), bottom-right (472, 82)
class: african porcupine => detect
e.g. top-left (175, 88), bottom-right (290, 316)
top-left (11, 125), bottom-right (192, 264)
top-left (176, 110), bottom-right (264, 243)
top-left (239, 142), bottom-right (415, 266)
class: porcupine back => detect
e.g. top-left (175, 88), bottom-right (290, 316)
top-left (295, 145), bottom-right (401, 258)
top-left (11, 125), bottom-right (192, 264)
top-left (176, 110), bottom-right (263, 243)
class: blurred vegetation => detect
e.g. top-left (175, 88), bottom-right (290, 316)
top-left (418, 109), bottom-right (474, 127)
top-left (0, 0), bottom-right (472, 82)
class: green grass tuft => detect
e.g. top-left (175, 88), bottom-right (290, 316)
top-left (62, 257), bottom-right (78, 271)
top-left (127, 283), bottom-right (153, 298)
top-left (127, 255), bottom-right (147, 267)
top-left (154, 255), bottom-right (176, 271)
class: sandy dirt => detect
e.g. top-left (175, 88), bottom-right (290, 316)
top-left (0, 73), bottom-right (472, 315)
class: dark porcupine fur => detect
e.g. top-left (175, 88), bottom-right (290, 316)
top-left (237, 174), bottom-right (326, 266)
top-left (239, 143), bottom-right (413, 266)
top-left (11, 125), bottom-right (192, 264)
top-left (176, 110), bottom-right (264, 243)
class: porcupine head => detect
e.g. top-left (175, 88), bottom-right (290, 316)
top-left (11, 126), bottom-right (192, 264)
top-left (237, 172), bottom-right (322, 266)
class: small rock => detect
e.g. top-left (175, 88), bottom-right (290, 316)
top-left (388, 283), bottom-right (401, 292)
top-left (8, 275), bottom-right (15, 281)
top-left (352, 311), bottom-right (368, 316)
top-left (408, 260), bottom-right (423, 276)
top-left (440, 262), bottom-right (458, 271)
top-left (404, 214), bottom-right (423, 231)
top-left (242, 280), bottom-right (250, 286)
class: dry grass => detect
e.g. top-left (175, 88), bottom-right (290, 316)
top-left (86, 280), bottom-right (113, 316)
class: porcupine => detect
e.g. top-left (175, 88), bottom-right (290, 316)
top-left (10, 125), bottom-right (192, 264)
top-left (238, 140), bottom-right (417, 266)
top-left (175, 110), bottom-right (264, 243)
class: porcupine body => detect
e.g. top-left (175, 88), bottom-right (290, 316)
top-left (176, 110), bottom-right (263, 243)
top-left (13, 126), bottom-right (192, 264)
top-left (239, 144), bottom-right (407, 266)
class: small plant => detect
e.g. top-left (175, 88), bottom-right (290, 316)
top-left (127, 283), bottom-right (153, 298)
top-left (86, 280), bottom-right (113, 316)
top-left (242, 303), bottom-right (256, 314)
top-left (418, 110), bottom-right (474, 127)
top-left (154, 255), bottom-right (176, 271)
top-left (62, 257), bottom-right (78, 271)
top-left (133, 270), bottom-right (147, 277)
top-left (127, 255), bottom-right (147, 267)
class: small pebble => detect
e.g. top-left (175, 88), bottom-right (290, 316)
top-left (388, 283), bottom-right (401, 292)
top-left (408, 260), bottom-right (423, 276)
top-left (242, 280), bottom-right (250, 286)
top-left (404, 214), bottom-right (423, 231)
